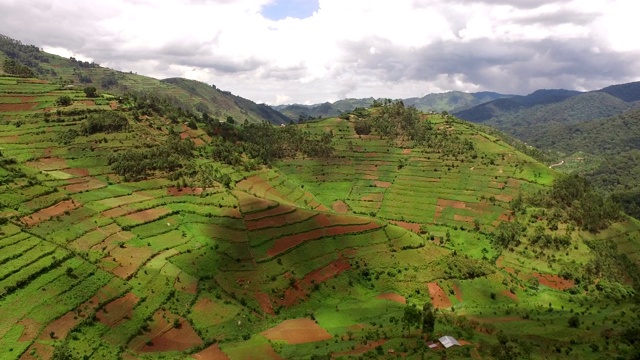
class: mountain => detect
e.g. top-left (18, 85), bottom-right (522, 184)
top-left (0, 34), bottom-right (290, 125)
top-left (454, 89), bottom-right (582, 122)
top-left (529, 108), bottom-right (640, 218)
top-left (403, 90), bottom-right (511, 113)
top-left (274, 91), bottom-right (511, 121)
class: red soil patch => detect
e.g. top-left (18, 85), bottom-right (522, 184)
top-left (277, 258), bottom-right (351, 307)
top-left (497, 212), bottom-right (513, 222)
top-left (167, 187), bottom-right (203, 196)
top-left (261, 318), bottom-right (332, 344)
top-left (454, 214), bottom-right (475, 223)
top-left (502, 290), bottom-right (518, 302)
top-left (333, 340), bottom-right (386, 356)
top-left (63, 168), bottom-right (90, 177)
top-left (506, 178), bottom-right (521, 188)
top-left (255, 292), bottom-right (275, 316)
top-left (267, 222), bottom-right (379, 257)
top-left (427, 282), bottom-right (452, 308)
top-left (102, 206), bottom-right (134, 218)
top-left (97, 292), bottom-right (140, 327)
top-left (0, 102), bottom-right (37, 111)
top-left (107, 246), bottom-right (154, 279)
top-left (402, 148), bottom-right (412, 154)
top-left (192, 138), bottom-right (206, 146)
top-left (21, 199), bottom-right (81, 226)
top-left (126, 207), bottom-right (171, 223)
top-left (453, 284), bottom-right (463, 302)
top-left (332, 200), bottom-right (349, 213)
top-left (374, 180), bottom-right (392, 188)
top-left (26, 157), bottom-right (68, 171)
top-left (244, 204), bottom-right (294, 221)
top-left (365, 152), bottom-right (378, 157)
top-left (131, 311), bottom-right (203, 353)
top-left (175, 273), bottom-right (198, 294)
top-left (363, 174), bottom-right (378, 180)
top-left (17, 318), bottom-right (41, 342)
top-left (361, 193), bottom-right (384, 202)
top-left (490, 181), bottom-right (505, 189)
top-left (245, 208), bottom-right (315, 231)
top-left (377, 293), bottom-right (406, 304)
top-left (534, 273), bottom-right (574, 290)
top-left (78, 100), bottom-right (95, 106)
top-left (390, 220), bottom-right (421, 233)
top-left (192, 344), bottom-right (230, 360)
top-left (64, 177), bottom-right (106, 193)
top-left (437, 199), bottom-right (467, 209)
top-left (109, 101), bottom-right (118, 110)
top-left (495, 194), bottom-right (513, 202)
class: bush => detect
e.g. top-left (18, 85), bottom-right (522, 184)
top-left (56, 95), bottom-right (72, 106)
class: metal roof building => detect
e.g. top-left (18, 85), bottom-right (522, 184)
top-left (438, 335), bottom-right (461, 348)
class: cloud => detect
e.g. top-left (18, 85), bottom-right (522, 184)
top-left (0, 0), bottom-right (638, 104)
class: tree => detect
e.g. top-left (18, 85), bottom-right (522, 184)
top-left (83, 86), bottom-right (97, 98)
top-left (56, 95), bottom-right (72, 106)
top-left (402, 304), bottom-right (422, 336)
top-left (568, 314), bottom-right (580, 328)
top-left (422, 301), bottom-right (436, 335)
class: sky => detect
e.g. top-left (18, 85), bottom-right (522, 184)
top-left (1, 0), bottom-right (639, 105)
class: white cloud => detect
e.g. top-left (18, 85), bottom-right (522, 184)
top-left (0, 0), bottom-right (639, 104)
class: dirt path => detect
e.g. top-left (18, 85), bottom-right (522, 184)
top-left (549, 160), bottom-right (564, 168)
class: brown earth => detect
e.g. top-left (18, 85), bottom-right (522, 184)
top-left (244, 204), bottom-right (294, 221)
top-left (267, 222), bottom-right (378, 257)
top-left (21, 199), bottom-right (81, 226)
top-left (0, 102), bottom-right (37, 111)
top-left (389, 220), bottom-right (421, 234)
top-left (376, 293), bottom-right (406, 304)
top-left (97, 292), bottom-right (140, 327)
top-left (17, 318), bottom-right (41, 342)
top-left (192, 344), bottom-right (231, 360)
top-left (277, 258), bottom-right (351, 307)
top-left (255, 292), bottom-right (275, 316)
top-left (107, 245), bottom-right (154, 279)
top-left (363, 174), bottom-right (378, 180)
top-left (333, 340), bottom-right (386, 357)
top-left (374, 180), bottom-right (392, 188)
top-left (502, 290), bottom-right (518, 302)
top-left (126, 207), bottom-right (171, 223)
top-left (534, 273), bottom-right (574, 290)
top-left (261, 318), bottom-right (332, 344)
top-left (495, 194), bottom-right (513, 202)
top-left (427, 282), bottom-right (452, 308)
top-left (131, 311), bottom-right (203, 353)
top-left (64, 177), bottom-right (106, 193)
top-left (402, 148), bottom-right (412, 154)
top-left (167, 187), bottom-right (203, 196)
top-left (102, 206), bottom-right (134, 218)
top-left (361, 193), bottom-right (384, 202)
top-left (332, 200), bottom-right (349, 213)
top-left (26, 157), bottom-right (68, 171)
top-left (454, 214), bottom-right (475, 223)
top-left (453, 284), bottom-right (463, 302)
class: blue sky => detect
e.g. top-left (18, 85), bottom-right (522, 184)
top-left (262, 0), bottom-right (319, 20)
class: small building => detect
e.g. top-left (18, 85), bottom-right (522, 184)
top-left (438, 335), bottom-right (461, 348)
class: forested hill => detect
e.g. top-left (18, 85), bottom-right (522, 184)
top-left (0, 34), bottom-right (291, 125)
top-left (532, 108), bottom-right (640, 218)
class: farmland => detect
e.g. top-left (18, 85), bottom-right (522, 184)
top-left (0, 73), bottom-right (639, 360)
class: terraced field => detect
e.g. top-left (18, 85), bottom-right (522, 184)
top-left (1, 76), bottom-right (639, 359)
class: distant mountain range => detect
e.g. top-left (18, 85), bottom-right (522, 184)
top-left (273, 91), bottom-right (512, 120)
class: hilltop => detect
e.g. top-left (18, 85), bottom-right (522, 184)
top-left (0, 71), bottom-right (639, 360)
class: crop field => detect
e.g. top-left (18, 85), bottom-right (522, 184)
top-left (0, 77), bottom-right (638, 360)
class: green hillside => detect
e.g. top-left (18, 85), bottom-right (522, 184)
top-left (0, 34), bottom-right (290, 125)
top-left (0, 76), bottom-right (639, 360)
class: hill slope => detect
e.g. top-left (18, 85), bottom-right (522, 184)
top-left (0, 70), bottom-right (639, 359)
top-left (0, 34), bottom-right (290, 125)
